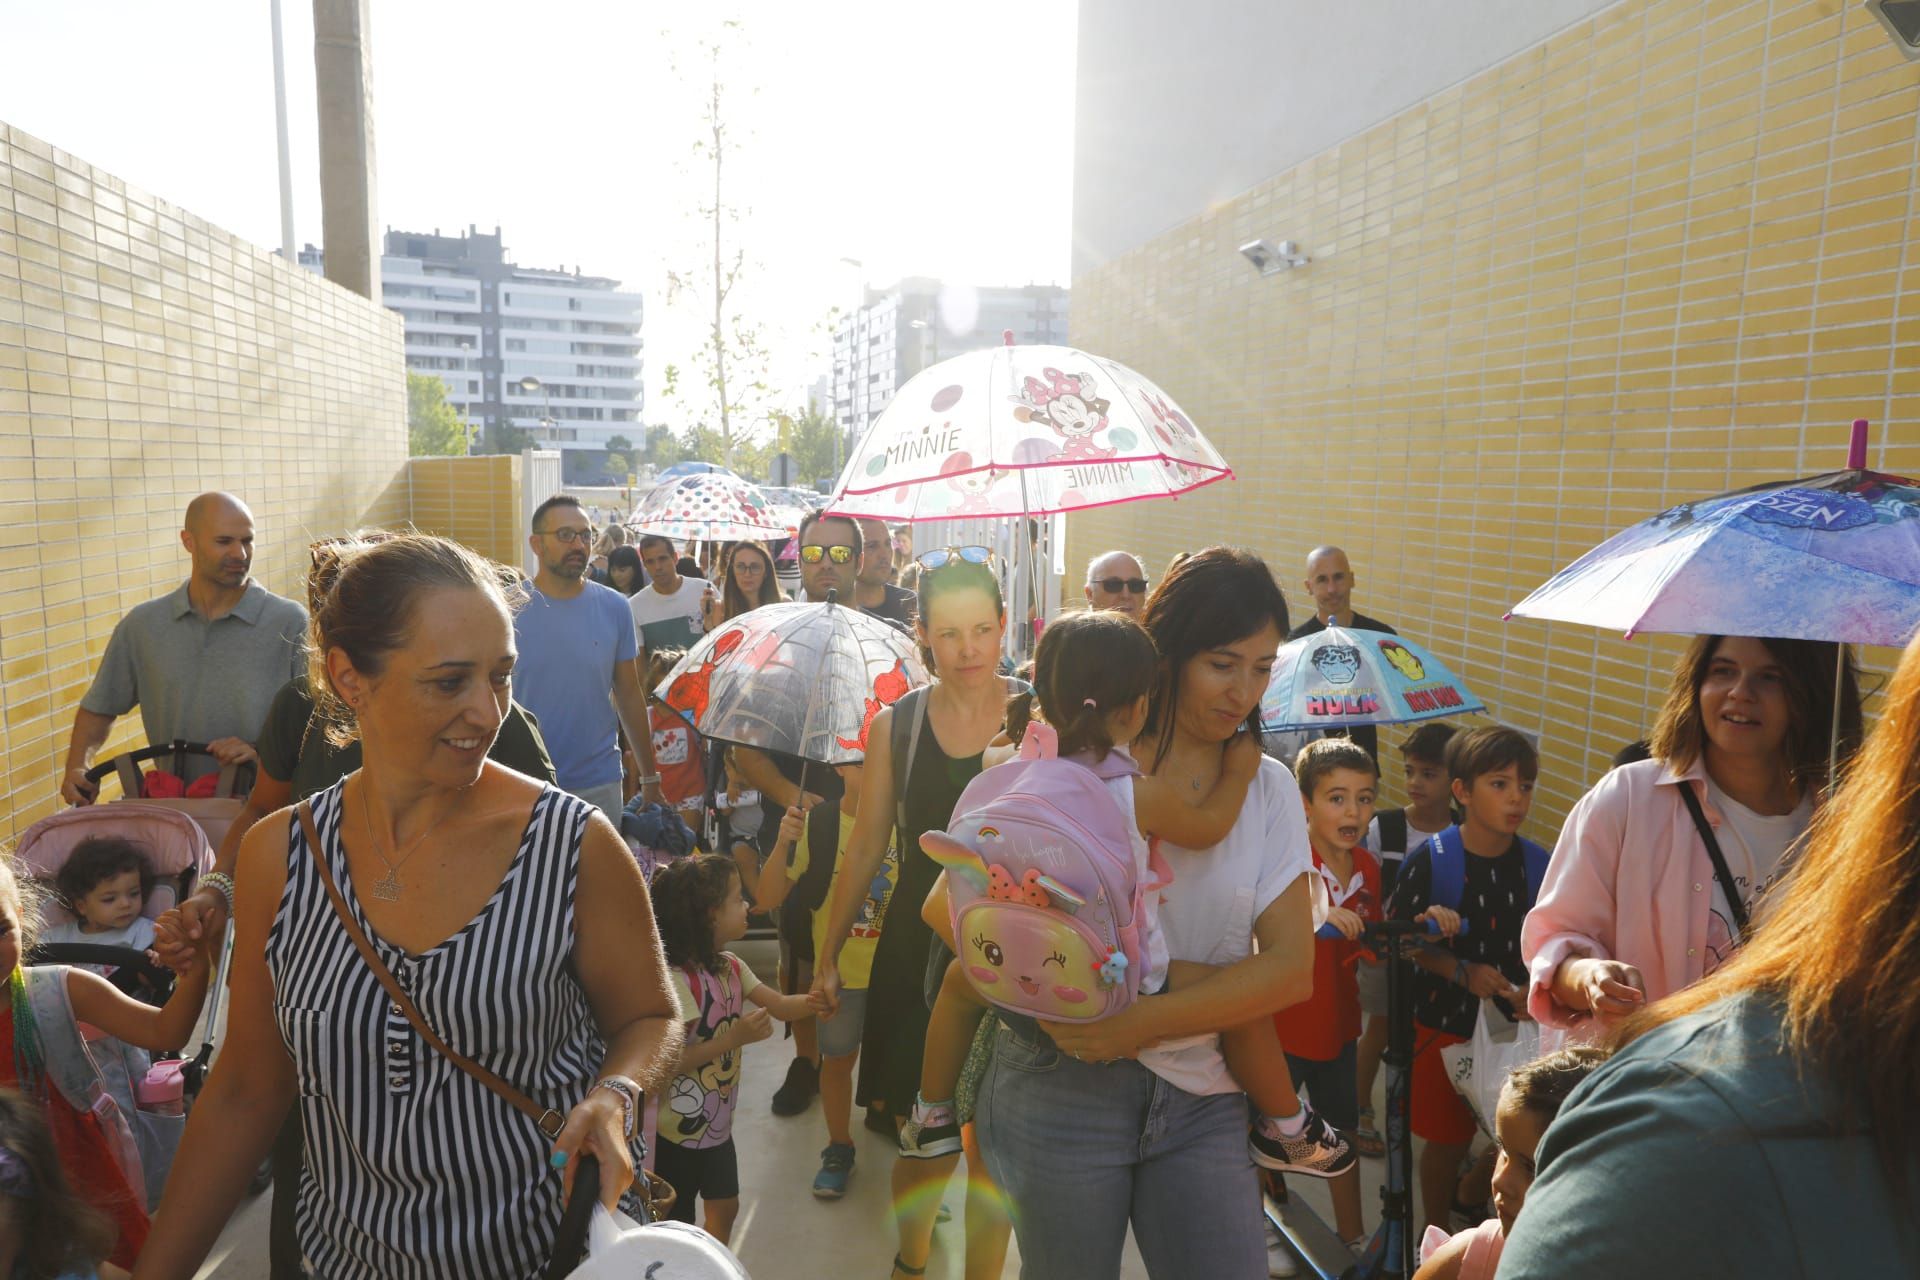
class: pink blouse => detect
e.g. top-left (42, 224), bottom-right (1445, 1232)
top-left (1522, 758), bottom-right (1732, 1033)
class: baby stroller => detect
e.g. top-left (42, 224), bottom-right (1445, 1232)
top-left (18, 798), bottom-right (220, 1211)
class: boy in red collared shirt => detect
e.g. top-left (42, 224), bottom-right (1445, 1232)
top-left (1275, 738), bottom-right (1383, 1247)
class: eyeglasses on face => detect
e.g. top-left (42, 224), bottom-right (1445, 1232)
top-left (539, 525), bottom-right (596, 545)
top-left (1090, 576), bottom-right (1149, 595)
top-left (799, 543), bottom-right (856, 564)
top-left (917, 545), bottom-right (994, 571)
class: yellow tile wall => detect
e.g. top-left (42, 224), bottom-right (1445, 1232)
top-left (1065, 0), bottom-right (1919, 832)
top-left (0, 121), bottom-right (409, 838)
top-left (405, 453), bottom-right (526, 567)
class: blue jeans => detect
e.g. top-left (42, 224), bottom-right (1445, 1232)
top-left (976, 1020), bottom-right (1263, 1279)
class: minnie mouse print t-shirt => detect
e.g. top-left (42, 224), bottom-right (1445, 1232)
top-left (663, 953), bottom-right (762, 1150)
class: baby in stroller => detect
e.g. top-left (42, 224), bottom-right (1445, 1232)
top-left (41, 837), bottom-right (159, 975)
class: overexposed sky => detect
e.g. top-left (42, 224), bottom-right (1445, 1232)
top-left (0, 1), bottom-right (1076, 438)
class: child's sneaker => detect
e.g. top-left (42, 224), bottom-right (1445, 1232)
top-left (812, 1142), bottom-right (856, 1199)
top-left (1264, 1220), bottom-right (1300, 1277)
top-left (897, 1095), bottom-right (963, 1160)
top-left (1249, 1106), bottom-right (1355, 1177)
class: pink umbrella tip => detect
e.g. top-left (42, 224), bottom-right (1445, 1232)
top-left (1849, 419), bottom-right (1869, 470)
top-left (1501, 611), bottom-right (1514, 621)
top-left (1003, 329), bottom-right (1014, 347)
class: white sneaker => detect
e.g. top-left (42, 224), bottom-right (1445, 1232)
top-left (1265, 1221), bottom-right (1299, 1278)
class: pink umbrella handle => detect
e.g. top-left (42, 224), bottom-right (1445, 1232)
top-left (1848, 419), bottom-right (1869, 470)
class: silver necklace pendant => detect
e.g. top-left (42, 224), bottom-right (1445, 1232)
top-left (371, 869), bottom-right (403, 902)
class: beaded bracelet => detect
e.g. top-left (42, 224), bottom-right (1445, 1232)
top-left (201, 871), bottom-right (236, 915)
top-left (592, 1076), bottom-right (642, 1142)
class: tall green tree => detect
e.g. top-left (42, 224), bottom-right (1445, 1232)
top-left (407, 372), bottom-right (470, 456)
top-left (772, 406), bottom-right (844, 488)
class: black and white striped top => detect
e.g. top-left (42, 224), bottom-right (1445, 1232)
top-left (268, 779), bottom-right (628, 1279)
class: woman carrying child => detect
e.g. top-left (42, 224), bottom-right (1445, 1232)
top-left (650, 854), bottom-right (814, 1242)
top-left (972, 547), bottom-right (1320, 1278)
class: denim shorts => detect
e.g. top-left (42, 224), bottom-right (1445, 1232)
top-left (818, 986), bottom-right (868, 1058)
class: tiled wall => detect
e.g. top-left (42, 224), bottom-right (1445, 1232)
top-left (0, 122), bottom-right (409, 838)
top-left (1066, 0), bottom-right (1920, 830)
top-left (406, 453), bottom-right (525, 567)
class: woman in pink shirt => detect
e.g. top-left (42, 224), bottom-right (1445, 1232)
top-left (1523, 635), bottom-right (1861, 1033)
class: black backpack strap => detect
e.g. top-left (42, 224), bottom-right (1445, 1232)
top-left (1678, 781), bottom-right (1749, 937)
top-left (891, 686), bottom-right (929, 843)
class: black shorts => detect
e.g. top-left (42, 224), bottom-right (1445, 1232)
top-left (653, 1136), bottom-right (739, 1220)
top-left (1285, 1041), bottom-right (1360, 1134)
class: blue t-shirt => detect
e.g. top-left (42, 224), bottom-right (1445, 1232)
top-left (511, 581), bottom-right (638, 791)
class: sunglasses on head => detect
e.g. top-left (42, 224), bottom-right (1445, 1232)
top-left (1090, 576), bottom-right (1149, 594)
top-left (799, 544), bottom-right (856, 564)
top-left (916, 545), bottom-right (994, 571)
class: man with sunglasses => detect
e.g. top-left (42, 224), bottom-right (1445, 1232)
top-left (856, 518), bottom-right (916, 625)
top-left (1084, 550), bottom-right (1150, 619)
top-left (511, 495), bottom-right (663, 823)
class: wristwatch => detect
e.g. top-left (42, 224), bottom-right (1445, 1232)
top-left (593, 1075), bottom-right (643, 1142)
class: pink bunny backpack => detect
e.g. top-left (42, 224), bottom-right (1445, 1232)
top-left (921, 729), bottom-right (1170, 1023)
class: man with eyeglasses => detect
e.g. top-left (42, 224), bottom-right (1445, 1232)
top-left (856, 518), bottom-right (917, 625)
top-left (60, 492), bottom-right (309, 803)
top-left (1084, 550), bottom-right (1150, 619)
top-left (511, 494), bottom-right (663, 823)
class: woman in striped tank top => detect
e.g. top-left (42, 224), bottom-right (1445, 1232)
top-left (137, 535), bottom-right (683, 1279)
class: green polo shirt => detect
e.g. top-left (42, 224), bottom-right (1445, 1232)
top-left (80, 580), bottom-right (309, 765)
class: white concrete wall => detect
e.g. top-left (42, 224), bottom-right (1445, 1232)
top-left (1072, 0), bottom-right (1624, 273)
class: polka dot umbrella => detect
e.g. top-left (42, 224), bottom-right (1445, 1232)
top-left (824, 336), bottom-right (1233, 522)
top-left (629, 473), bottom-right (789, 544)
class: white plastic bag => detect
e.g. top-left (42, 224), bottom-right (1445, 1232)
top-left (567, 1205), bottom-right (753, 1278)
top-left (1439, 1001), bottom-right (1562, 1135)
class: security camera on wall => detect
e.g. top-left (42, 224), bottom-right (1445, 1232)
top-left (1866, 0), bottom-right (1920, 58)
top-left (1239, 238), bottom-right (1311, 276)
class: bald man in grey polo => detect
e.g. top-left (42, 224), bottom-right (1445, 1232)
top-left (79, 580), bottom-right (308, 758)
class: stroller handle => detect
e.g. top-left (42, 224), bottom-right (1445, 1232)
top-left (83, 740), bottom-right (221, 784)
top-left (544, 1152), bottom-right (602, 1280)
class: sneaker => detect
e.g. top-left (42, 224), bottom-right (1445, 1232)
top-left (898, 1096), bottom-right (964, 1160)
top-left (1264, 1221), bottom-right (1299, 1277)
top-left (864, 1105), bottom-right (895, 1136)
top-left (771, 1057), bottom-right (819, 1117)
top-left (812, 1142), bottom-right (856, 1199)
top-left (1248, 1107), bottom-right (1355, 1177)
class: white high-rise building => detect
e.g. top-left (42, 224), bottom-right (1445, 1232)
top-left (379, 227), bottom-right (644, 455)
top-left (831, 278), bottom-right (1069, 443)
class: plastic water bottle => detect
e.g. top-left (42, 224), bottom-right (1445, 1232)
top-left (137, 1060), bottom-right (186, 1116)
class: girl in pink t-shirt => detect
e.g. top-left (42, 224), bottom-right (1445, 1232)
top-left (1415, 1047), bottom-right (1606, 1280)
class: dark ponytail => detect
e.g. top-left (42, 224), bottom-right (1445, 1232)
top-left (1033, 611), bottom-right (1158, 760)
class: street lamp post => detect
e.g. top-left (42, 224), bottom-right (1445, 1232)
top-left (518, 375), bottom-right (558, 444)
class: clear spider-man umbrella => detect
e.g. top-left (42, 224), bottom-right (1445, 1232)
top-left (653, 598), bottom-right (926, 768)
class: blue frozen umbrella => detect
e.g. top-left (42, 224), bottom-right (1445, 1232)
top-left (1260, 627), bottom-right (1487, 734)
top-left (1508, 422), bottom-right (1920, 647)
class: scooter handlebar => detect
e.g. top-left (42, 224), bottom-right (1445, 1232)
top-left (1316, 917), bottom-right (1470, 940)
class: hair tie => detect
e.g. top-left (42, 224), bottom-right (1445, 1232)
top-left (1083, 698), bottom-right (1098, 709)
top-left (0, 1147), bottom-right (30, 1198)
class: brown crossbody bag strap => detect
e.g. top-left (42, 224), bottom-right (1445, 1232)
top-left (297, 802), bottom-right (566, 1140)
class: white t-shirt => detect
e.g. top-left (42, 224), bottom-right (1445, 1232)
top-left (1138, 756), bottom-right (1315, 1095)
top-left (1364, 815), bottom-right (1446, 867)
top-left (628, 578), bottom-right (708, 653)
top-left (1701, 779), bottom-right (1812, 973)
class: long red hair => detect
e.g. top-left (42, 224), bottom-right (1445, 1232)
top-left (1618, 629), bottom-right (1920, 1184)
